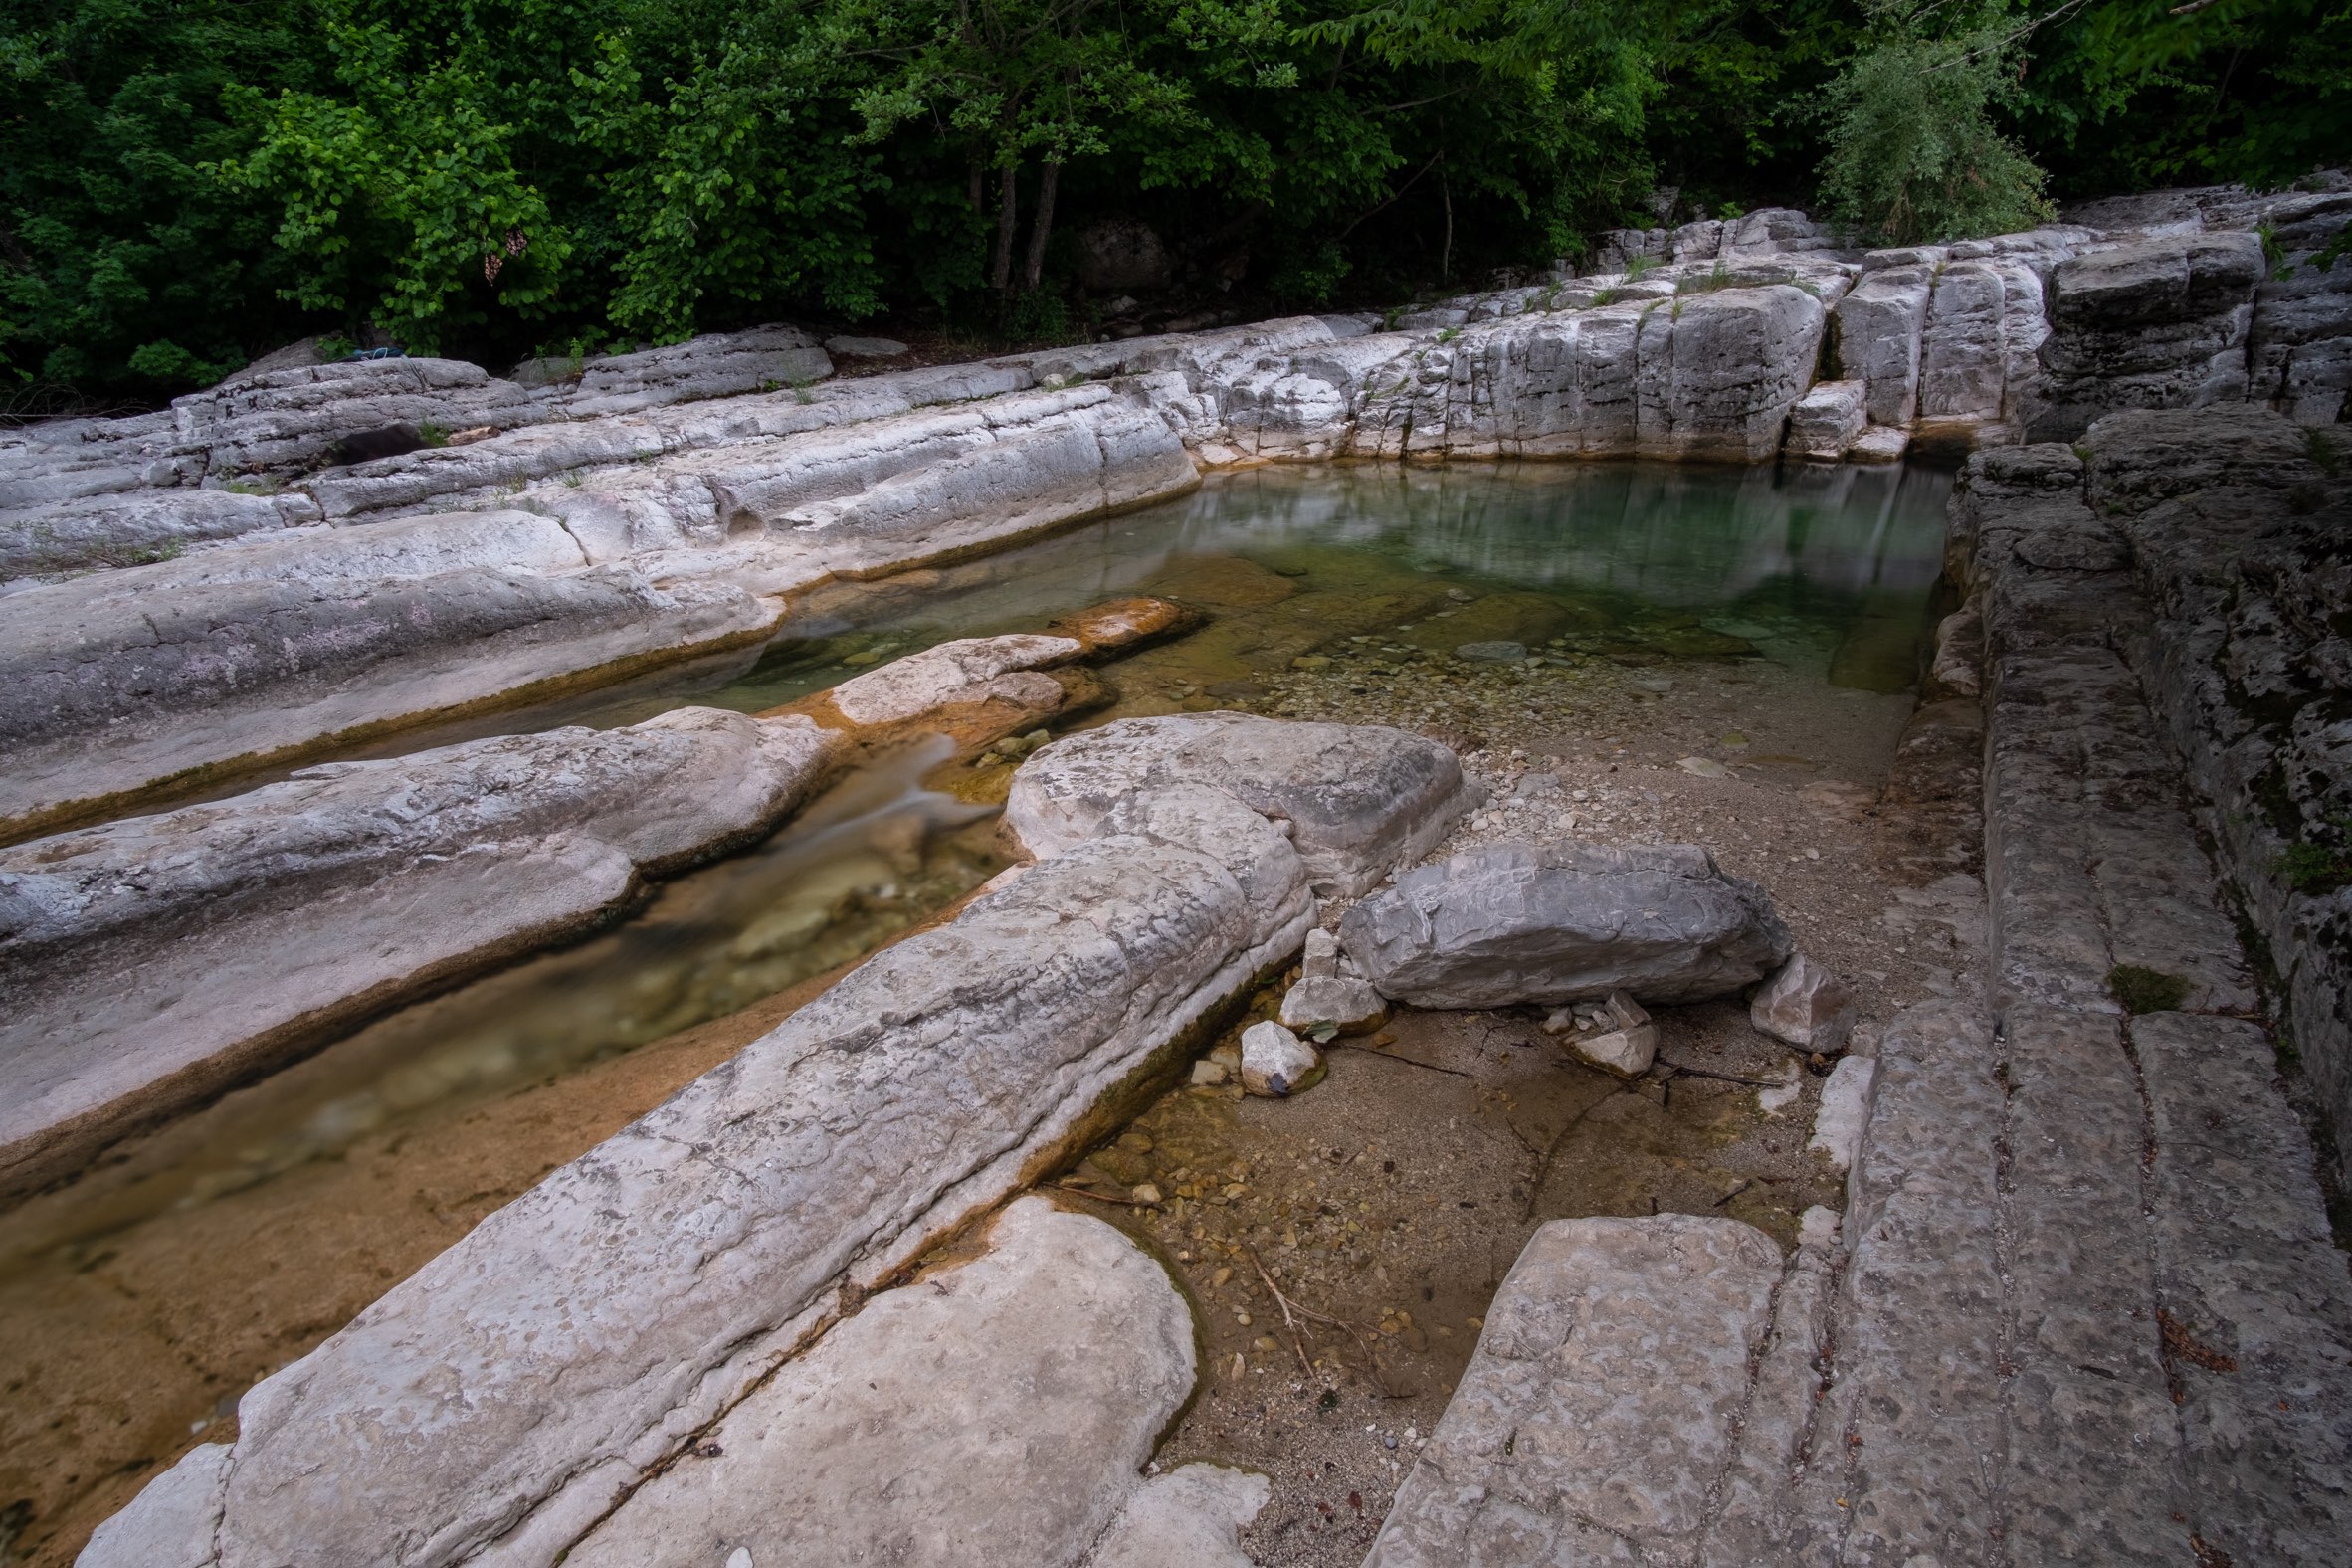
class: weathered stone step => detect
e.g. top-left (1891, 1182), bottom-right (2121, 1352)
top-left (0, 707), bottom-right (836, 1201)
top-left (80, 715), bottom-right (1470, 1567)
top-left (84, 1197), bottom-right (1270, 1568)
top-left (1363, 1214), bottom-right (1793, 1565)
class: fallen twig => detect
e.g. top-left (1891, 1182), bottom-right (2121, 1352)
top-left (1327, 1041), bottom-right (1475, 1079)
top-left (1656, 1057), bottom-right (1774, 1088)
top-left (1711, 1178), bottom-right (1753, 1207)
top-left (1244, 1245), bottom-right (1402, 1397)
top-left (1049, 1181), bottom-right (1152, 1208)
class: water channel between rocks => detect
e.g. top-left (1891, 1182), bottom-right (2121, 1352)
top-left (0, 458), bottom-right (1960, 1568)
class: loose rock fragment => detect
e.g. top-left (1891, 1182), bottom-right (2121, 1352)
top-left (1749, 952), bottom-right (1855, 1050)
top-left (1239, 1020), bottom-right (1321, 1097)
top-left (1277, 976), bottom-right (1388, 1036)
top-left (1571, 991), bottom-right (1659, 1077)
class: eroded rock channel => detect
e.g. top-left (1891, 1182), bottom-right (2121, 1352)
top-left (2, 180), bottom-right (2347, 1568)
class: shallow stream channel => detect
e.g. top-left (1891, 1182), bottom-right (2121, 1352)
top-left (1, 458), bottom-right (1963, 1567)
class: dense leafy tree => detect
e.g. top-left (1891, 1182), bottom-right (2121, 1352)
top-left (1816, 0), bottom-right (2054, 243)
top-left (1, 0), bottom-right (2343, 399)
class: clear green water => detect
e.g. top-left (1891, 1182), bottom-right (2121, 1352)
top-left (333, 458), bottom-right (1953, 758)
top-left (18, 459), bottom-right (1951, 1254)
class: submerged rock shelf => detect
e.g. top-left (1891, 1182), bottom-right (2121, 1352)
top-left (2, 177), bottom-right (2346, 1568)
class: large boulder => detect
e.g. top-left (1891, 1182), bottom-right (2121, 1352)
top-left (1006, 712), bottom-right (1479, 897)
top-left (2029, 232), bottom-right (2265, 439)
top-left (1339, 841), bottom-right (1793, 1008)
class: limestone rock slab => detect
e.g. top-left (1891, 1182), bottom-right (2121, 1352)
top-left (1006, 712), bottom-right (1478, 897)
top-left (0, 708), bottom-right (838, 1197)
top-left (1083, 1464), bottom-right (1268, 1568)
top-left (563, 1199), bottom-right (1196, 1568)
top-left (171, 791), bottom-right (1307, 1568)
top-left (830, 633), bottom-right (1080, 725)
top-left (1340, 841), bottom-right (1793, 1009)
top-left (1364, 1215), bottom-right (1784, 1565)
top-left (0, 517), bottom-right (776, 840)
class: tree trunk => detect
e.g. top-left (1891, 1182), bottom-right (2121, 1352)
top-left (1441, 163), bottom-right (1454, 284)
top-left (1021, 160), bottom-right (1062, 293)
top-left (991, 164), bottom-right (1020, 294)
top-left (968, 162), bottom-right (985, 215)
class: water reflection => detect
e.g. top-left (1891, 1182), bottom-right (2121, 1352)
top-left (291, 461), bottom-right (1950, 767)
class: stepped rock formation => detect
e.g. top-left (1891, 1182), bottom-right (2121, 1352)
top-left (5, 175), bottom-right (2344, 848)
top-left (11, 172), bottom-right (2346, 1568)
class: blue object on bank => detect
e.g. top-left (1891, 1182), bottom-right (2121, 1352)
top-left (346, 346), bottom-right (406, 361)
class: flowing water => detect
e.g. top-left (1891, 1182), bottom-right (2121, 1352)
top-left (0, 458), bottom-right (1954, 1567)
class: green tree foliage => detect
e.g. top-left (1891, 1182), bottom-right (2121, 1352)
top-left (1817, 1), bottom-right (2056, 244)
top-left (1, 0), bottom-right (2344, 398)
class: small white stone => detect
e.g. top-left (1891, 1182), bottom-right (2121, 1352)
top-left (726, 1549), bottom-right (753, 1568)
top-left (1809, 1057), bottom-right (1877, 1172)
top-left (1757, 1057), bottom-right (1805, 1114)
top-left (1190, 1060), bottom-right (1228, 1086)
top-left (1239, 1021), bottom-right (1321, 1097)
top-left (1302, 928), bottom-right (1341, 981)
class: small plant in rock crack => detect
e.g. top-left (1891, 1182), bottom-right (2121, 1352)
top-left (417, 421), bottom-right (452, 448)
top-left (2107, 964), bottom-right (2191, 1016)
top-left (2306, 427), bottom-right (2342, 476)
top-left (1674, 262), bottom-right (1737, 295)
top-left (1622, 252), bottom-right (1658, 281)
top-left (2275, 813), bottom-right (2352, 894)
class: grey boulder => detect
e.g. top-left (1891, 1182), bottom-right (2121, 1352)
top-left (1340, 841), bottom-right (1793, 1009)
top-left (1006, 712), bottom-right (1479, 897)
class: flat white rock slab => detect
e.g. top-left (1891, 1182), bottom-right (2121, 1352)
top-left (566, 1198), bottom-right (1196, 1567)
top-left (1366, 1215), bottom-right (1783, 1565)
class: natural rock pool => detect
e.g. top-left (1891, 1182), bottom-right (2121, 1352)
top-left (0, 457), bottom-right (1954, 1567)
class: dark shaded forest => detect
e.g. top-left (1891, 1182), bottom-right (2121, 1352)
top-left (3, 0), bottom-right (2345, 398)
